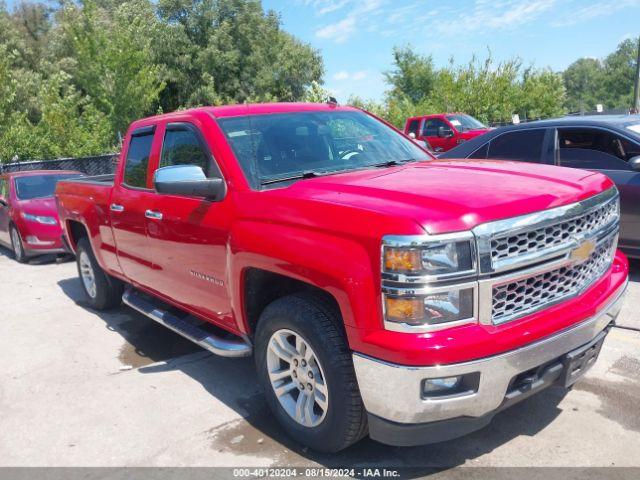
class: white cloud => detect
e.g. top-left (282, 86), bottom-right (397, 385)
top-left (315, 17), bottom-right (356, 43)
top-left (331, 70), bottom-right (368, 81)
top-left (333, 70), bottom-right (349, 80)
top-left (551, 0), bottom-right (640, 27)
top-left (436, 0), bottom-right (556, 36)
top-left (331, 70), bottom-right (369, 82)
top-left (314, 0), bottom-right (385, 43)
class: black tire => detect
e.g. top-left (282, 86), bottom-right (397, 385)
top-left (10, 224), bottom-right (27, 263)
top-left (254, 292), bottom-right (367, 453)
top-left (76, 237), bottom-right (123, 310)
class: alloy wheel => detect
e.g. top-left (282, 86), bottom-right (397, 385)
top-left (266, 329), bottom-right (329, 428)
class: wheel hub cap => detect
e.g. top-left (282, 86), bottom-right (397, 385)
top-left (266, 329), bottom-right (329, 428)
top-left (79, 252), bottom-right (97, 299)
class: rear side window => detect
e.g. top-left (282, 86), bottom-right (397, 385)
top-left (488, 130), bottom-right (546, 162)
top-left (124, 132), bottom-right (154, 188)
top-left (160, 126), bottom-right (210, 175)
top-left (0, 178), bottom-right (7, 199)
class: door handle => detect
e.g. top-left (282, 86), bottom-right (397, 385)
top-left (110, 203), bottom-right (124, 212)
top-left (145, 210), bottom-right (163, 220)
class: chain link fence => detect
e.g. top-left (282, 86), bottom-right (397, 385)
top-left (0, 154), bottom-right (118, 176)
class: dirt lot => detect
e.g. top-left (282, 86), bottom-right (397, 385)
top-left (0, 247), bottom-right (639, 469)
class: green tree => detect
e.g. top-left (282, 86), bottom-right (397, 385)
top-left (53, 0), bottom-right (166, 136)
top-left (563, 58), bottom-right (604, 112)
top-left (156, 0), bottom-right (324, 109)
top-left (384, 46), bottom-right (436, 105)
top-left (602, 38), bottom-right (639, 110)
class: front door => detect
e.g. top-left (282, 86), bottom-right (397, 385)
top-left (556, 127), bottom-right (640, 252)
top-left (421, 118), bottom-right (455, 152)
top-left (145, 121), bottom-right (234, 330)
top-left (110, 126), bottom-right (158, 286)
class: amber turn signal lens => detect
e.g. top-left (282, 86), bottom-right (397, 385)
top-left (385, 297), bottom-right (425, 324)
top-left (384, 248), bottom-right (422, 272)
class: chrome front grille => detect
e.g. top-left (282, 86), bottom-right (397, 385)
top-left (490, 198), bottom-right (618, 265)
top-left (474, 187), bottom-right (620, 325)
top-left (492, 236), bottom-right (615, 324)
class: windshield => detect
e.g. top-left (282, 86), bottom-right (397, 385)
top-left (446, 114), bottom-right (487, 131)
top-left (626, 123), bottom-right (640, 136)
top-left (217, 110), bottom-right (432, 188)
top-left (15, 173), bottom-right (83, 200)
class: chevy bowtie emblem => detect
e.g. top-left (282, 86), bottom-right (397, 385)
top-left (570, 239), bottom-right (596, 264)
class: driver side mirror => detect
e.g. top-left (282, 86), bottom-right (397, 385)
top-left (0, 197), bottom-right (7, 207)
top-left (438, 126), bottom-right (454, 138)
top-left (629, 156), bottom-right (640, 172)
top-left (154, 165), bottom-right (226, 201)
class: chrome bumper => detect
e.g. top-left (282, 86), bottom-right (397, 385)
top-left (353, 282), bottom-right (626, 425)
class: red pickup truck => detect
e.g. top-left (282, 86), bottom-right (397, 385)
top-left (56, 103), bottom-right (628, 452)
top-left (404, 113), bottom-right (491, 152)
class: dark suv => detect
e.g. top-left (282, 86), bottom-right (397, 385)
top-left (441, 115), bottom-right (640, 258)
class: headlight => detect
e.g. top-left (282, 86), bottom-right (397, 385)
top-left (383, 238), bottom-right (474, 277)
top-left (21, 213), bottom-right (58, 225)
top-left (382, 233), bottom-right (478, 332)
top-left (384, 288), bottom-right (475, 327)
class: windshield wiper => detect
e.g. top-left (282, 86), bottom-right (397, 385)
top-left (260, 170), bottom-right (328, 186)
top-left (372, 159), bottom-right (417, 168)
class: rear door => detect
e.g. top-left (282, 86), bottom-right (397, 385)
top-left (556, 127), bottom-right (640, 252)
top-left (110, 126), bottom-right (159, 285)
top-left (145, 120), bottom-right (235, 330)
top-left (0, 177), bottom-right (10, 245)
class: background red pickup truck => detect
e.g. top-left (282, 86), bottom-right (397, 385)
top-left (404, 113), bottom-right (491, 152)
top-left (56, 103), bottom-right (628, 452)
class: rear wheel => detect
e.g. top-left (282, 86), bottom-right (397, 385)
top-left (76, 237), bottom-right (123, 310)
top-left (10, 225), bottom-right (27, 263)
top-left (254, 292), bottom-right (367, 452)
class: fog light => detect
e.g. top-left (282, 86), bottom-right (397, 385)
top-left (421, 372), bottom-right (481, 399)
top-left (26, 236), bottom-right (55, 246)
top-left (423, 376), bottom-right (461, 394)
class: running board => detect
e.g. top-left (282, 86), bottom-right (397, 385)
top-left (122, 289), bottom-right (252, 358)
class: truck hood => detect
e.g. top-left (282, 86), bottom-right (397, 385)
top-left (281, 159), bottom-right (612, 234)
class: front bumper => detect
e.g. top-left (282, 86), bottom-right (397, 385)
top-left (353, 281), bottom-right (626, 446)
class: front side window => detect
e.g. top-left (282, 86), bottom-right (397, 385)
top-left (218, 110), bottom-right (432, 189)
top-left (558, 128), bottom-right (640, 170)
top-left (124, 132), bottom-right (154, 188)
top-left (160, 126), bottom-right (210, 175)
top-left (422, 119), bottom-right (448, 137)
top-left (14, 174), bottom-right (83, 200)
top-left (488, 129), bottom-right (546, 163)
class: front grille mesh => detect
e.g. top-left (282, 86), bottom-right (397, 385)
top-left (490, 199), bottom-right (618, 265)
top-left (492, 236), bottom-right (615, 323)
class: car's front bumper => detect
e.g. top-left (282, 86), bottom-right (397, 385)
top-left (352, 281), bottom-right (627, 446)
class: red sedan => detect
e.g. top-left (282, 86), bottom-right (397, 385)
top-left (0, 170), bottom-right (83, 262)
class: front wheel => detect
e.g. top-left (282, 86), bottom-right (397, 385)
top-left (254, 292), bottom-right (367, 453)
top-left (10, 225), bottom-right (27, 263)
top-left (76, 237), bottom-right (123, 310)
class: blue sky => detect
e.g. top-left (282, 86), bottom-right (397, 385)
top-left (263, 0), bottom-right (640, 102)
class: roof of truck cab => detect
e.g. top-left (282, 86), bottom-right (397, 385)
top-left (129, 103), bottom-right (361, 129)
